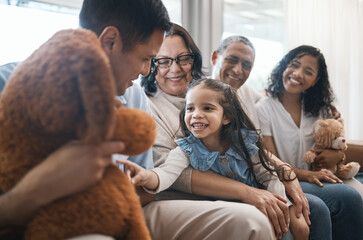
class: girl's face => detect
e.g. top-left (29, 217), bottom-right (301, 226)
top-left (155, 35), bottom-right (194, 97)
top-left (282, 54), bottom-right (319, 95)
top-left (184, 85), bottom-right (230, 148)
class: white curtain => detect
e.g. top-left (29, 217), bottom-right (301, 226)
top-left (285, 0), bottom-right (363, 140)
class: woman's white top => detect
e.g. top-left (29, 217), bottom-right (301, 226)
top-left (256, 96), bottom-right (320, 170)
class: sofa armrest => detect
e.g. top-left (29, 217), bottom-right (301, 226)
top-left (346, 140), bottom-right (363, 172)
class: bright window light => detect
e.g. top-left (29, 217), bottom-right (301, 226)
top-left (0, 4), bottom-right (79, 65)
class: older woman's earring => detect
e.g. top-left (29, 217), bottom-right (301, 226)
top-left (150, 66), bottom-right (155, 74)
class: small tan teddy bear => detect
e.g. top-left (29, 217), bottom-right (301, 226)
top-left (303, 118), bottom-right (360, 179)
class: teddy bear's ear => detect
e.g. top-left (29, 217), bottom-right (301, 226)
top-left (313, 122), bottom-right (321, 134)
top-left (76, 42), bottom-right (116, 145)
top-left (313, 120), bottom-right (326, 134)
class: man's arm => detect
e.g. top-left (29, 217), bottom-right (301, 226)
top-left (0, 140), bottom-right (124, 228)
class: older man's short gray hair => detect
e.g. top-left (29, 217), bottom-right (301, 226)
top-left (217, 35), bottom-right (255, 56)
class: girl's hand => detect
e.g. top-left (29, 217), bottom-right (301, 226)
top-left (241, 186), bottom-right (290, 239)
top-left (297, 169), bottom-right (343, 187)
top-left (116, 159), bottom-right (159, 190)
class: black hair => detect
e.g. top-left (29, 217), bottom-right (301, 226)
top-left (180, 78), bottom-right (276, 186)
top-left (141, 23), bottom-right (204, 96)
top-left (268, 45), bottom-right (334, 117)
top-left (79, 0), bottom-right (172, 51)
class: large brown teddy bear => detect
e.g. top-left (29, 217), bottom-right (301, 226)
top-left (0, 29), bottom-right (156, 240)
top-left (303, 118), bottom-right (360, 179)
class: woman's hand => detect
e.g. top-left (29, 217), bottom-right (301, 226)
top-left (330, 105), bottom-right (341, 119)
top-left (241, 186), bottom-right (290, 239)
top-left (116, 159), bottom-right (159, 190)
top-left (314, 148), bottom-right (342, 169)
top-left (282, 179), bottom-right (310, 226)
top-left (297, 168), bottom-right (343, 187)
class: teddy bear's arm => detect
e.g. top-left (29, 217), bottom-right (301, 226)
top-left (303, 150), bottom-right (317, 164)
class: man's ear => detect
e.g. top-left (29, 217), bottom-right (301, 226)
top-left (99, 26), bottom-right (121, 55)
top-left (211, 50), bottom-right (219, 66)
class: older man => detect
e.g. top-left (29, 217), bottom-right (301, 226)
top-left (211, 36), bottom-right (262, 127)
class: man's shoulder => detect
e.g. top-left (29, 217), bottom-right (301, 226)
top-left (237, 84), bottom-right (263, 102)
top-left (124, 81), bottom-right (143, 97)
top-left (120, 81), bottom-right (149, 110)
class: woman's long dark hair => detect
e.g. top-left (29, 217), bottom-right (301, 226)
top-left (180, 78), bottom-right (276, 185)
top-left (268, 45), bottom-right (334, 117)
top-left (140, 23), bottom-right (204, 96)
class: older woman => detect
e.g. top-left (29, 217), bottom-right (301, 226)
top-left (141, 24), bottom-right (296, 240)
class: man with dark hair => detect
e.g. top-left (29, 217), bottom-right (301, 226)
top-left (0, 0), bottom-right (171, 239)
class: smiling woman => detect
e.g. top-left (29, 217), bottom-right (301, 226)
top-left (256, 44), bottom-right (363, 240)
top-left (153, 36), bottom-right (194, 97)
top-left (141, 23), bottom-right (203, 97)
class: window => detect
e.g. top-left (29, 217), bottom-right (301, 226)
top-left (163, 0), bottom-right (182, 25)
top-left (223, 0), bottom-right (284, 90)
top-left (0, 0), bottom-right (79, 65)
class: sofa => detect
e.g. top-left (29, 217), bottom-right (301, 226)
top-left (346, 141), bottom-right (363, 183)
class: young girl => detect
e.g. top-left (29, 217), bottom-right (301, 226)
top-left (121, 78), bottom-right (309, 240)
top-left (256, 45), bottom-right (363, 239)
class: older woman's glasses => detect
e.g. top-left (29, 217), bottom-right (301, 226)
top-left (153, 54), bottom-right (194, 69)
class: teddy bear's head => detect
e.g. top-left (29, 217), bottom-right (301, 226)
top-left (312, 118), bottom-right (347, 150)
